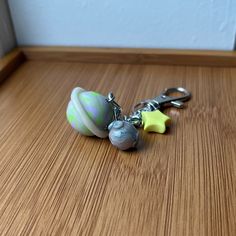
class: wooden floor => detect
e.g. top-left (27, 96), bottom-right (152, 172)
top-left (0, 61), bottom-right (235, 236)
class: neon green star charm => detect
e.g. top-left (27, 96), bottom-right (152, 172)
top-left (141, 110), bottom-right (171, 133)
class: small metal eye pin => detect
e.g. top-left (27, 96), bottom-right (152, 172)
top-left (107, 92), bottom-right (122, 120)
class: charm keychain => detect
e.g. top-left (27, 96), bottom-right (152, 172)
top-left (66, 87), bottom-right (191, 150)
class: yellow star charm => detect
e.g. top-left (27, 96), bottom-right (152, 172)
top-left (141, 110), bottom-right (171, 133)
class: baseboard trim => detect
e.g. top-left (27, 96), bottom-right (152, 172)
top-left (21, 46), bottom-right (236, 67)
top-left (0, 48), bottom-right (25, 83)
top-left (1, 47), bottom-right (236, 81)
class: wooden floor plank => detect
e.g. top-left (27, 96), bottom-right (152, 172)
top-left (0, 61), bottom-right (235, 235)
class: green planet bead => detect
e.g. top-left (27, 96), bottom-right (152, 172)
top-left (66, 101), bottom-right (93, 136)
top-left (66, 87), bottom-right (114, 138)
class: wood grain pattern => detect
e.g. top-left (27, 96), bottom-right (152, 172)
top-left (0, 61), bottom-right (235, 235)
top-left (0, 48), bottom-right (25, 83)
top-left (21, 46), bottom-right (236, 67)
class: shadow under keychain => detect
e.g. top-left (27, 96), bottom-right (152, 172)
top-left (66, 87), bottom-right (191, 150)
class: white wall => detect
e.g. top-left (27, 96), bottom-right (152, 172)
top-left (0, 0), bottom-right (16, 57)
top-left (8, 0), bottom-right (236, 50)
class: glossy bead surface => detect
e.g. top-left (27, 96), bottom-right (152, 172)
top-left (66, 87), bottom-right (114, 138)
top-left (108, 120), bottom-right (139, 150)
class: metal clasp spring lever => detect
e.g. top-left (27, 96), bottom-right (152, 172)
top-left (133, 87), bottom-right (191, 112)
top-left (151, 87), bottom-right (191, 110)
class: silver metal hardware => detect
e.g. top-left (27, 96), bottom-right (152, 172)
top-left (107, 92), bottom-right (122, 120)
top-left (108, 87), bottom-right (191, 128)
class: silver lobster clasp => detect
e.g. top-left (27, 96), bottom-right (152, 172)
top-left (133, 87), bottom-right (191, 112)
top-left (153, 87), bottom-right (191, 109)
top-left (108, 87), bottom-right (191, 128)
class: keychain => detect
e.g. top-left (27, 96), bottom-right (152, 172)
top-left (66, 87), bottom-right (191, 150)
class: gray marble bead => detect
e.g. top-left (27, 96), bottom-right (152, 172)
top-left (108, 120), bottom-right (139, 150)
